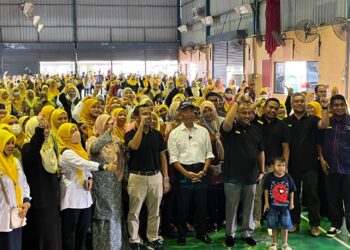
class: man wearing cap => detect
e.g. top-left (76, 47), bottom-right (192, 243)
top-left (168, 101), bottom-right (214, 246)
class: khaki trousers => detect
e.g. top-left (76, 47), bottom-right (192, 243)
top-left (127, 172), bottom-right (163, 243)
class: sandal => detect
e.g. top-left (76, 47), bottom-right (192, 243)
top-left (268, 243), bottom-right (278, 250)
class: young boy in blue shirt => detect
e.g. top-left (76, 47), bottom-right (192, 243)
top-left (264, 156), bottom-right (296, 250)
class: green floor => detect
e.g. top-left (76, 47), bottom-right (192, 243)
top-left (163, 216), bottom-right (350, 249)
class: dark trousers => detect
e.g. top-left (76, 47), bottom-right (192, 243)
top-left (0, 228), bottom-right (22, 250)
top-left (61, 207), bottom-right (91, 250)
top-left (22, 207), bottom-right (62, 250)
top-left (325, 173), bottom-right (350, 230)
top-left (207, 183), bottom-right (225, 226)
top-left (290, 170), bottom-right (320, 226)
top-left (177, 186), bottom-right (207, 237)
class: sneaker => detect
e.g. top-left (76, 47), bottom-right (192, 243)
top-left (129, 243), bottom-right (140, 250)
top-left (310, 226), bottom-right (320, 237)
top-left (225, 236), bottom-right (235, 247)
top-left (326, 227), bottom-right (341, 237)
top-left (147, 239), bottom-right (163, 250)
top-left (282, 244), bottom-right (293, 250)
top-left (242, 237), bottom-right (257, 246)
top-left (253, 220), bottom-right (261, 230)
top-left (269, 243), bottom-right (278, 250)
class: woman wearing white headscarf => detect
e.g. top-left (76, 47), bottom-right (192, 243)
top-left (198, 101), bottom-right (225, 232)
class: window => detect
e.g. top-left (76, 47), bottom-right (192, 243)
top-left (274, 61), bottom-right (319, 94)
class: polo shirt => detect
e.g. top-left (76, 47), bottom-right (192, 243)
top-left (220, 121), bottom-right (264, 185)
top-left (253, 115), bottom-right (290, 166)
top-left (320, 115), bottom-right (350, 174)
top-left (125, 128), bottom-right (166, 171)
top-left (284, 114), bottom-right (320, 174)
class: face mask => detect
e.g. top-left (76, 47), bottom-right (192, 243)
top-left (71, 130), bottom-right (81, 144)
top-left (13, 92), bottom-right (20, 97)
top-left (11, 124), bottom-right (22, 136)
top-left (225, 94), bottom-right (232, 99)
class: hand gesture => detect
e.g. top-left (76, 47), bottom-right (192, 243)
top-left (257, 172), bottom-right (264, 184)
top-left (18, 202), bottom-right (30, 219)
top-left (185, 171), bottom-right (199, 180)
top-left (140, 114), bottom-right (148, 126)
top-left (107, 118), bottom-right (114, 132)
top-left (80, 124), bottom-right (89, 136)
top-left (263, 203), bottom-right (270, 213)
top-left (285, 86), bottom-right (293, 96)
top-left (234, 92), bottom-right (244, 103)
top-left (320, 158), bottom-right (330, 175)
top-left (289, 203), bottom-right (294, 210)
top-left (84, 178), bottom-right (93, 191)
top-left (163, 181), bottom-right (171, 194)
top-left (319, 97), bottom-right (329, 109)
top-left (105, 162), bottom-right (117, 172)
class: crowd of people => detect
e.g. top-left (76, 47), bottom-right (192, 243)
top-left (0, 71), bottom-right (349, 250)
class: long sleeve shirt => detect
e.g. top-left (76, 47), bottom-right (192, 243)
top-left (0, 158), bottom-right (31, 232)
top-left (59, 149), bottom-right (100, 211)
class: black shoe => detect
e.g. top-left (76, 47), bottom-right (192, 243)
top-left (225, 236), bottom-right (235, 247)
top-left (177, 236), bottom-right (186, 246)
top-left (243, 237), bottom-right (257, 246)
top-left (196, 234), bottom-right (213, 244)
top-left (129, 243), bottom-right (140, 250)
top-left (147, 239), bottom-right (164, 250)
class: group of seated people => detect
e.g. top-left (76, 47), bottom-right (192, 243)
top-left (0, 72), bottom-right (349, 250)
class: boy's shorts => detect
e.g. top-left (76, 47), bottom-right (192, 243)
top-left (267, 205), bottom-right (292, 229)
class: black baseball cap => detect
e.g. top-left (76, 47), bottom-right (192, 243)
top-left (178, 101), bottom-right (195, 111)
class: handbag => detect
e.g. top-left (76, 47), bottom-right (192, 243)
top-left (0, 174), bottom-right (27, 229)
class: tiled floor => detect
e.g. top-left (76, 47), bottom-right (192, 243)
top-left (163, 215), bottom-right (350, 249)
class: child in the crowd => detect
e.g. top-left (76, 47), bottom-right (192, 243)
top-left (264, 156), bottom-right (296, 250)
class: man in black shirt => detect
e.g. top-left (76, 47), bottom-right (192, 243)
top-left (125, 104), bottom-right (170, 250)
top-left (284, 93), bottom-right (329, 237)
top-left (221, 93), bottom-right (265, 247)
top-left (252, 98), bottom-right (290, 230)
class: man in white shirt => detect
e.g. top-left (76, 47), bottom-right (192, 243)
top-left (168, 101), bottom-right (214, 246)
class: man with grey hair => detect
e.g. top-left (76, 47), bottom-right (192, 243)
top-left (284, 92), bottom-right (329, 236)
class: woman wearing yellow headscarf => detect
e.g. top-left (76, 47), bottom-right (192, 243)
top-left (24, 90), bottom-right (38, 117)
top-left (46, 79), bottom-right (60, 102)
top-left (40, 105), bottom-right (55, 123)
top-left (105, 97), bottom-right (121, 116)
top-left (79, 98), bottom-right (101, 138)
top-left (151, 111), bottom-right (160, 131)
top-left (276, 102), bottom-right (287, 120)
top-left (57, 123), bottom-right (116, 250)
top-left (0, 89), bottom-right (12, 114)
top-left (11, 88), bottom-right (24, 115)
top-left (50, 109), bottom-right (69, 152)
top-left (307, 101), bottom-right (322, 118)
top-left (50, 109), bottom-right (68, 135)
top-left (112, 108), bottom-right (127, 144)
top-left (16, 116), bottom-right (30, 148)
top-left (157, 104), bottom-right (168, 122)
top-left (18, 82), bottom-right (27, 100)
top-left (0, 129), bottom-right (31, 243)
top-left (21, 115), bottom-right (61, 250)
top-left (172, 93), bottom-right (186, 103)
